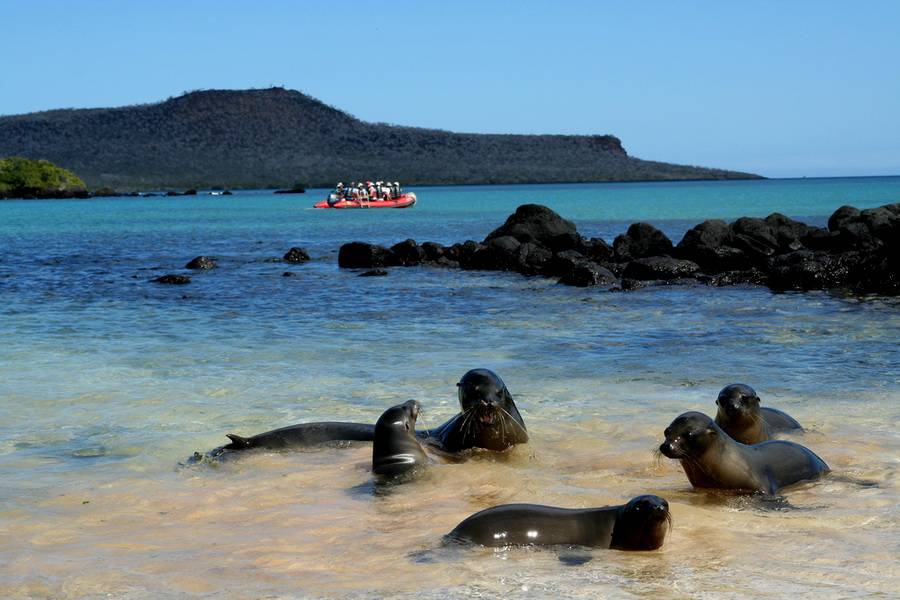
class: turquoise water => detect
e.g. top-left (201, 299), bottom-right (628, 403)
top-left (1, 177), bottom-right (899, 598)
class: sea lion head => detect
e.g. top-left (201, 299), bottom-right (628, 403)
top-left (610, 495), bottom-right (671, 550)
top-left (659, 411), bottom-right (720, 459)
top-left (372, 400), bottom-right (427, 479)
top-left (715, 383), bottom-right (761, 428)
top-left (455, 368), bottom-right (528, 450)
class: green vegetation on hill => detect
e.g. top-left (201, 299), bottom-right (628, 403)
top-left (0, 156), bottom-right (86, 197)
top-left (0, 88), bottom-right (761, 189)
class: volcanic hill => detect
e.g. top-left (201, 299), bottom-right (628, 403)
top-left (0, 87), bottom-right (761, 189)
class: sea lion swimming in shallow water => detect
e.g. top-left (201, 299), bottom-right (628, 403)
top-left (445, 495), bottom-right (670, 551)
top-left (715, 383), bottom-right (803, 445)
top-left (220, 422), bottom-right (375, 452)
top-left (659, 411), bottom-right (828, 495)
top-left (420, 368), bottom-right (528, 453)
top-left (372, 400), bottom-right (429, 481)
top-left (210, 369), bottom-right (527, 457)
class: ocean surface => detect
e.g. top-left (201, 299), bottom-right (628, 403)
top-left (1, 177), bottom-right (899, 599)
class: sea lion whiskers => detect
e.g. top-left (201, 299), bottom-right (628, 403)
top-left (458, 406), bottom-right (478, 445)
top-left (498, 405), bottom-right (528, 437)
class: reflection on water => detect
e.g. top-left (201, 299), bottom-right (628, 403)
top-left (1, 182), bottom-right (899, 597)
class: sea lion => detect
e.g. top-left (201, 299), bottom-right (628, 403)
top-left (445, 495), bottom-right (670, 550)
top-left (212, 368), bottom-right (527, 456)
top-left (420, 368), bottom-right (528, 453)
top-left (372, 400), bottom-right (429, 481)
top-left (659, 411), bottom-right (828, 495)
top-left (715, 383), bottom-right (803, 444)
top-left (220, 422), bottom-right (375, 452)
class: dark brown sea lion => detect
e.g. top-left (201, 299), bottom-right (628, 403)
top-left (715, 383), bottom-right (803, 444)
top-left (372, 400), bottom-right (429, 481)
top-left (445, 495), bottom-right (670, 550)
top-left (420, 368), bottom-right (528, 453)
top-left (219, 422), bottom-right (375, 452)
top-left (211, 368), bottom-right (527, 457)
top-left (659, 411), bottom-right (828, 495)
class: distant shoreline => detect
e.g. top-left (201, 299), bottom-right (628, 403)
top-left (5, 173), bottom-right (900, 201)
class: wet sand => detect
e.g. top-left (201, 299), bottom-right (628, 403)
top-left (3, 395), bottom-right (897, 599)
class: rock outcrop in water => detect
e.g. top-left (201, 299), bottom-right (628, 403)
top-left (185, 256), bottom-right (217, 270)
top-left (339, 203), bottom-right (900, 295)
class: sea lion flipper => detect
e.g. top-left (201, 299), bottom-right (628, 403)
top-left (225, 434), bottom-right (251, 449)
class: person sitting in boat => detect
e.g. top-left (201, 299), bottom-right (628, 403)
top-left (367, 181), bottom-right (377, 201)
top-left (350, 185), bottom-right (360, 201)
top-left (393, 181), bottom-right (401, 197)
top-left (335, 182), bottom-right (345, 199)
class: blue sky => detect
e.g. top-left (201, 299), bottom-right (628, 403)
top-left (2, 0), bottom-right (899, 177)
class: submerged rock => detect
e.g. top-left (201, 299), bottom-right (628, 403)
top-left (283, 247), bottom-right (311, 264)
top-left (359, 269), bottom-right (389, 277)
top-left (153, 274), bottom-right (191, 285)
top-left (185, 256), bottom-right (217, 270)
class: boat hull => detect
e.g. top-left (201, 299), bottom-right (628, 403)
top-left (313, 193), bottom-right (417, 209)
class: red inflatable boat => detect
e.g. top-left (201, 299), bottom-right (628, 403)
top-left (313, 192), bottom-right (417, 209)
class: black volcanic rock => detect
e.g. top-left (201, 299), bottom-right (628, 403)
top-left (546, 250), bottom-right (588, 278)
top-left (153, 274), bottom-right (191, 285)
top-left (335, 202), bottom-right (900, 296)
top-left (283, 247), bottom-right (311, 264)
top-left (558, 262), bottom-right (616, 287)
top-left (185, 256), bottom-right (217, 270)
top-left (767, 251), bottom-right (859, 291)
top-left (828, 204), bottom-right (900, 251)
top-left (702, 269), bottom-right (769, 287)
top-left (359, 269), bottom-right (389, 277)
top-left (454, 241), bottom-right (488, 270)
top-left (853, 248), bottom-right (900, 294)
top-left (583, 237), bottom-right (614, 262)
top-left (338, 242), bottom-right (398, 268)
top-left (828, 205), bottom-right (861, 232)
top-left (484, 204), bottom-right (583, 252)
top-left (676, 219), bottom-right (742, 272)
top-left (764, 213), bottom-right (819, 251)
top-left (421, 242), bottom-right (447, 262)
top-left (390, 239), bottom-right (425, 266)
top-left (622, 256), bottom-right (700, 280)
top-left (467, 236), bottom-right (523, 271)
top-left (613, 223), bottom-right (673, 260)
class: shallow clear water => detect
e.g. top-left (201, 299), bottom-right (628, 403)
top-left (1, 178), bottom-right (899, 598)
